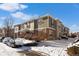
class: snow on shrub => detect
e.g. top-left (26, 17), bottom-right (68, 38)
top-left (2, 37), bottom-right (15, 47)
top-left (67, 41), bottom-right (79, 56)
top-left (15, 38), bottom-right (33, 45)
top-left (15, 38), bottom-right (24, 45)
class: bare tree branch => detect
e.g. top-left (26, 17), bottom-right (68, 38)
top-left (3, 16), bottom-right (14, 38)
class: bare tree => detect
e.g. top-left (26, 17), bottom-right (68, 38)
top-left (3, 16), bottom-right (14, 38)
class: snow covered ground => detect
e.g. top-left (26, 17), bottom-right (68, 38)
top-left (0, 43), bottom-right (25, 56)
top-left (0, 38), bottom-right (76, 56)
top-left (31, 38), bottom-right (75, 56)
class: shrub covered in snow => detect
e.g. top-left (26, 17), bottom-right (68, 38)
top-left (15, 38), bottom-right (33, 45)
top-left (1, 37), bottom-right (36, 48)
top-left (2, 37), bottom-right (15, 47)
top-left (67, 40), bottom-right (79, 56)
top-left (0, 37), bottom-right (5, 42)
top-left (15, 38), bottom-right (24, 45)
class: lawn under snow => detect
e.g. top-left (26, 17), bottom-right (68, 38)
top-left (0, 43), bottom-right (24, 56)
top-left (0, 37), bottom-right (33, 56)
top-left (0, 37), bottom-right (75, 56)
top-left (31, 38), bottom-right (75, 56)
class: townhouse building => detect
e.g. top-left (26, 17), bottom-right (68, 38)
top-left (14, 15), bottom-right (57, 40)
top-left (0, 15), bottom-right (69, 41)
top-left (14, 15), bottom-right (69, 41)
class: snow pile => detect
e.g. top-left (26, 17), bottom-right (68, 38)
top-left (0, 37), bottom-right (2, 39)
top-left (73, 42), bottom-right (79, 46)
top-left (15, 38), bottom-right (25, 45)
top-left (68, 42), bottom-right (79, 48)
top-left (2, 37), bottom-right (15, 47)
top-left (0, 37), bottom-right (5, 42)
top-left (0, 43), bottom-right (24, 56)
top-left (15, 38), bottom-right (33, 45)
top-left (67, 39), bottom-right (79, 48)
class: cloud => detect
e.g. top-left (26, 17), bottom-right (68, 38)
top-left (11, 12), bottom-right (39, 21)
top-left (70, 24), bottom-right (79, 32)
top-left (0, 3), bottom-right (28, 12)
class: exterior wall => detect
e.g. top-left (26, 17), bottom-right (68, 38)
top-left (53, 19), bottom-right (65, 39)
top-left (14, 20), bottom-right (38, 38)
top-left (30, 28), bottom-right (56, 41)
top-left (49, 16), bottom-right (53, 27)
top-left (37, 16), bottom-right (54, 29)
top-left (14, 24), bottom-right (21, 33)
top-left (37, 16), bottom-right (56, 40)
top-left (45, 28), bottom-right (56, 40)
top-left (63, 27), bottom-right (69, 37)
top-left (53, 20), bottom-right (58, 39)
top-left (14, 25), bottom-right (21, 38)
top-left (76, 32), bottom-right (79, 38)
top-left (19, 20), bottom-right (38, 31)
top-left (14, 26), bottom-right (19, 33)
top-left (38, 16), bottom-right (49, 29)
top-left (0, 29), bottom-right (3, 37)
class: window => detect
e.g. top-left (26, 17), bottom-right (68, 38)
top-left (27, 23), bottom-right (30, 28)
top-left (52, 24), bottom-right (56, 29)
top-left (42, 16), bottom-right (48, 20)
top-left (24, 24), bottom-right (27, 28)
top-left (15, 27), bottom-right (19, 32)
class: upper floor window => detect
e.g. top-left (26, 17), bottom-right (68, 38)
top-left (27, 23), bottom-right (30, 28)
top-left (14, 27), bottom-right (19, 32)
top-left (24, 24), bottom-right (27, 28)
top-left (42, 16), bottom-right (48, 20)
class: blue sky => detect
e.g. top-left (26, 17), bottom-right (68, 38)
top-left (0, 3), bottom-right (79, 32)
